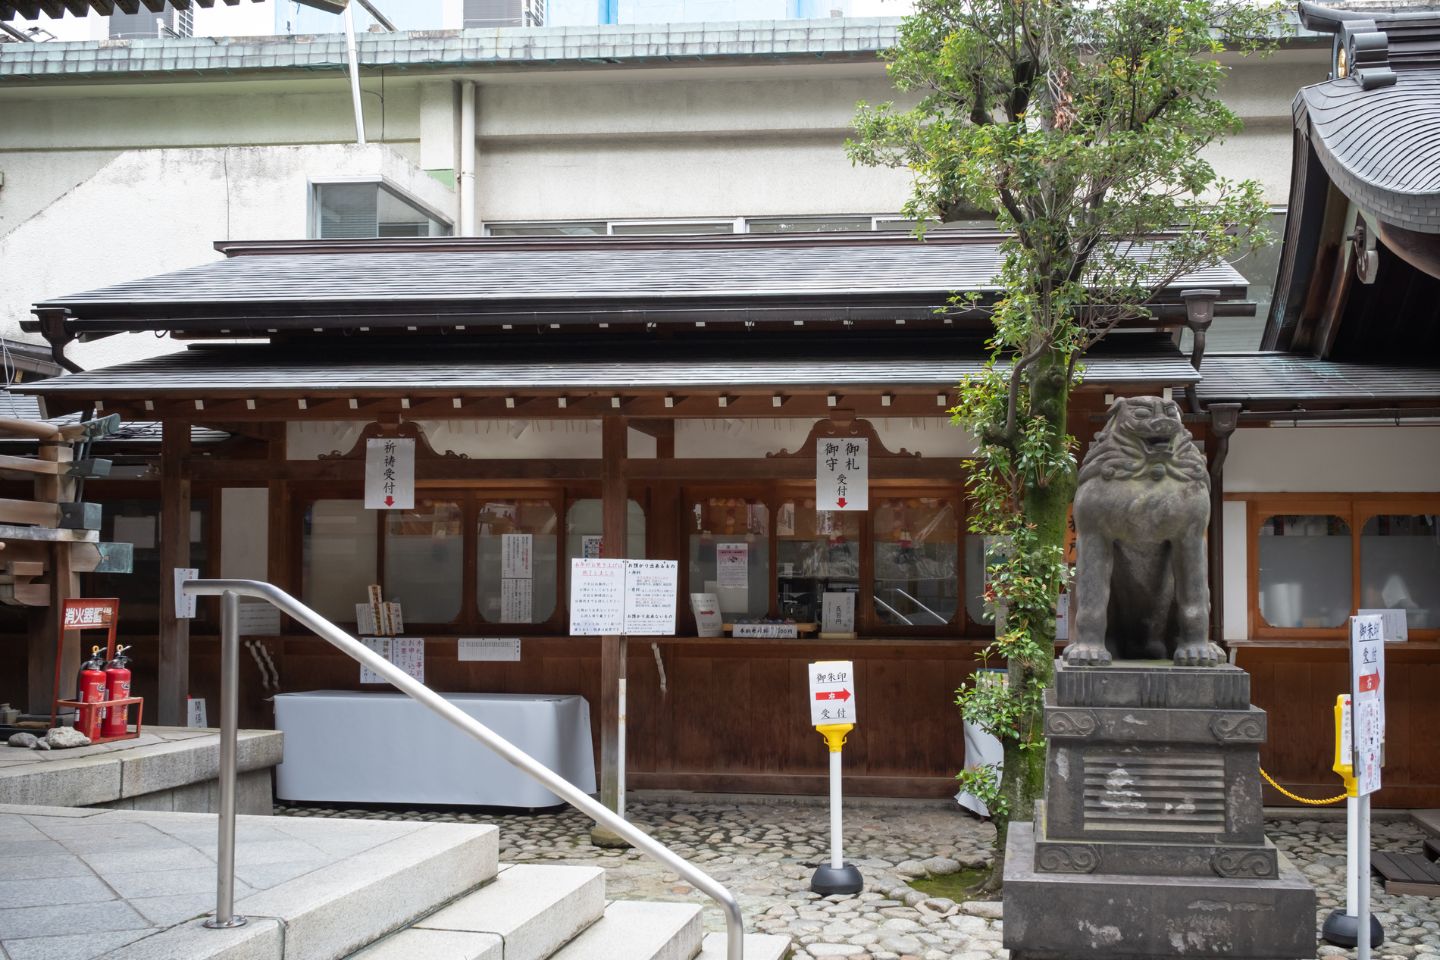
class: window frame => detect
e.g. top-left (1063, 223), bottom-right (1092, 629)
top-left (308, 178), bottom-right (454, 240)
top-left (1245, 493), bottom-right (1440, 640)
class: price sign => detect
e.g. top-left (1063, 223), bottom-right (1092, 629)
top-left (808, 659), bottom-right (857, 726)
top-left (1350, 614), bottom-right (1385, 796)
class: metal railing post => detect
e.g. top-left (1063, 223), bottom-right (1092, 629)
top-left (203, 589), bottom-right (246, 929)
top-left (182, 579), bottom-right (743, 958)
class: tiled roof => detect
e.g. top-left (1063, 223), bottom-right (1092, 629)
top-left (1197, 353), bottom-right (1440, 401)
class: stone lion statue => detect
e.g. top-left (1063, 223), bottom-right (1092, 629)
top-left (1064, 396), bottom-right (1222, 667)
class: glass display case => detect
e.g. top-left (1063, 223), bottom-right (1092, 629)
top-left (775, 498), bottom-right (860, 623)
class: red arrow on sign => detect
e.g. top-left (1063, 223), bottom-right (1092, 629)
top-left (385, 495), bottom-right (394, 506)
top-left (837, 497), bottom-right (847, 508)
top-left (814, 689), bottom-right (852, 702)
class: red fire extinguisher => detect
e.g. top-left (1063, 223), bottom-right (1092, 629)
top-left (101, 645), bottom-right (133, 739)
top-left (75, 646), bottom-right (107, 741)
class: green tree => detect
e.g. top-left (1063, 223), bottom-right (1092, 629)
top-left (848, 0), bottom-right (1282, 881)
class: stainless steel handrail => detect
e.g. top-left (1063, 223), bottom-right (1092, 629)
top-left (182, 578), bottom-right (746, 960)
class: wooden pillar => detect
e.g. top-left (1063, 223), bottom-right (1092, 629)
top-left (1207, 404), bottom-right (1241, 648)
top-left (267, 432), bottom-right (290, 626)
top-left (594, 415), bottom-right (628, 841)
top-left (27, 437), bottom-right (78, 714)
top-left (157, 421), bottom-right (192, 725)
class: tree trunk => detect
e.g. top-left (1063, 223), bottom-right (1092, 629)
top-left (982, 342), bottom-right (1075, 893)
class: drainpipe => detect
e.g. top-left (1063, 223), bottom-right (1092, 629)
top-left (1206, 403), bottom-right (1242, 650)
top-left (1181, 289), bottom-right (1219, 415)
top-left (35, 309), bottom-right (84, 376)
top-left (458, 81), bottom-right (477, 236)
top-left (343, 4), bottom-right (367, 145)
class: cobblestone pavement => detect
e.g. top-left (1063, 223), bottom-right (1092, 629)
top-left (275, 798), bottom-right (1440, 960)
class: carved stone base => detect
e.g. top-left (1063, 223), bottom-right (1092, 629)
top-left (1033, 802), bottom-right (1279, 879)
top-left (1005, 824), bottom-right (1316, 960)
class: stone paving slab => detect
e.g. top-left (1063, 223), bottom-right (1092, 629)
top-left (0, 727), bottom-right (282, 810)
top-left (0, 804), bottom-right (498, 960)
top-left (277, 797), bottom-right (1440, 960)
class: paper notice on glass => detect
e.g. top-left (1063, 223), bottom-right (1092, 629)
top-left (355, 603), bottom-right (378, 635)
top-left (623, 559), bottom-right (678, 636)
top-left (502, 533), bottom-right (533, 579)
top-left (570, 558), bottom-right (627, 635)
top-left (817, 436), bottom-right (868, 511)
top-left (390, 637), bottom-right (426, 684)
top-left (581, 535), bottom-right (604, 559)
top-left (1358, 608), bottom-right (1408, 642)
top-left (114, 515), bottom-right (156, 550)
top-left (501, 578), bottom-right (533, 623)
top-left (690, 593), bottom-right (724, 637)
top-left (359, 637), bottom-right (391, 684)
top-left (174, 568), bottom-right (198, 619)
top-left (237, 600), bottom-right (281, 636)
top-left (777, 503), bottom-right (795, 537)
top-left (458, 638), bottom-right (522, 662)
top-left (717, 543), bottom-right (748, 588)
top-left (821, 591), bottom-right (856, 633)
top-left (364, 437), bottom-right (415, 510)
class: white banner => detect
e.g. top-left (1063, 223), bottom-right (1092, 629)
top-left (365, 438), bottom-right (415, 510)
top-left (817, 437), bottom-right (868, 511)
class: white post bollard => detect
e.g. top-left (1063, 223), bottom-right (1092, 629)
top-left (830, 747), bottom-right (844, 870)
top-left (809, 724), bottom-right (862, 895)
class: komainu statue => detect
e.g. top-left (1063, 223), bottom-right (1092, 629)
top-left (1064, 396), bottom-right (1222, 667)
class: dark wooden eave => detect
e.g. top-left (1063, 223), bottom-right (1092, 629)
top-left (2, 0), bottom-right (253, 21)
top-left (1196, 353), bottom-right (1440, 408)
top-left (24, 232), bottom-right (1250, 341)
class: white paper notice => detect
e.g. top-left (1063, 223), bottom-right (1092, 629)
top-left (1358, 608), bottom-right (1408, 642)
top-left (808, 659), bottom-right (857, 726)
top-left (355, 603), bottom-right (378, 635)
top-left (390, 638), bottom-right (426, 683)
top-left (501, 578), bottom-right (533, 623)
top-left (502, 533), bottom-right (533, 579)
top-left (570, 558), bottom-right (627, 635)
top-left (458, 638), bottom-right (522, 662)
top-left (1350, 614), bottom-right (1385, 796)
top-left (623, 560), bottom-right (678, 636)
top-left (114, 515), bottom-right (156, 550)
top-left (237, 600), bottom-right (282, 636)
top-left (690, 593), bottom-right (724, 637)
top-left (581, 535), bottom-right (604, 559)
top-left (817, 436), bottom-right (868, 511)
top-left (186, 697), bottom-right (208, 728)
top-left (821, 591), bottom-right (856, 633)
top-left (174, 568), bottom-right (198, 619)
top-left (359, 637), bottom-right (391, 684)
top-left (717, 542), bottom-right (749, 589)
top-left (364, 437), bottom-right (415, 510)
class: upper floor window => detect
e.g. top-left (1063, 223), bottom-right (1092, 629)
top-left (312, 182), bottom-right (452, 240)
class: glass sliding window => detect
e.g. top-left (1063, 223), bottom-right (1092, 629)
top-left (610, 221), bottom-right (736, 235)
top-left (313, 182), bottom-right (452, 239)
top-left (1257, 514), bottom-right (1352, 628)
top-left (383, 500), bottom-right (463, 624)
top-left (1360, 514), bottom-right (1440, 630)
top-left (872, 498), bottom-right (959, 627)
top-left (477, 500), bottom-right (558, 624)
top-left (566, 499), bottom-right (647, 561)
top-left (747, 216), bottom-right (872, 234)
top-left (963, 534), bottom-right (997, 627)
top-left (775, 499), bottom-right (860, 622)
top-left (688, 496), bottom-right (770, 618)
top-left (303, 500), bottom-right (377, 621)
top-left (486, 221), bottom-right (606, 237)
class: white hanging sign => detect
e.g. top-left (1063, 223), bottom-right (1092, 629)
top-left (174, 568), bottom-right (199, 619)
top-left (817, 437), bottom-right (868, 511)
top-left (1350, 614), bottom-right (1385, 796)
top-left (364, 438), bottom-right (415, 510)
top-left (808, 659), bottom-right (857, 726)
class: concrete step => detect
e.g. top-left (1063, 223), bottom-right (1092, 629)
top-left (697, 931), bottom-right (792, 960)
top-left (548, 900), bottom-right (703, 960)
top-left (94, 812), bottom-right (500, 960)
top-left (1413, 809), bottom-right (1440, 840)
top-left (359, 863), bottom-right (606, 960)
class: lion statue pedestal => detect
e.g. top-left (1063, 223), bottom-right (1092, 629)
top-left (1001, 400), bottom-right (1314, 960)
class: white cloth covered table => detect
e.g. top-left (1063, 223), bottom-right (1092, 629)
top-left (274, 690), bottom-right (595, 808)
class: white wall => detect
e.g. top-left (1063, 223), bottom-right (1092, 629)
top-left (675, 417), bottom-right (973, 458)
top-left (0, 143), bottom-right (453, 368)
top-left (1222, 499), bottom-right (1248, 641)
top-left (1226, 426), bottom-right (1440, 493)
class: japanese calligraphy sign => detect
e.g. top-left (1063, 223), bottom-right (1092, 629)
top-left (808, 659), bottom-right (857, 726)
top-left (364, 438), bottom-right (415, 510)
top-left (816, 437), bottom-right (868, 511)
top-left (61, 599), bottom-right (117, 630)
top-left (569, 558), bottom-right (678, 636)
top-left (1350, 614), bottom-right (1385, 796)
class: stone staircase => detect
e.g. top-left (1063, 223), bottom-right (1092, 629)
top-left (0, 803), bottom-right (787, 960)
top-left (346, 840), bottom-right (791, 960)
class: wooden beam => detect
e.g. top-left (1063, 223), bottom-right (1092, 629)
top-left (593, 415), bottom-right (628, 844)
top-left (157, 422), bottom-right (192, 726)
top-left (184, 457), bottom-right (603, 482)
